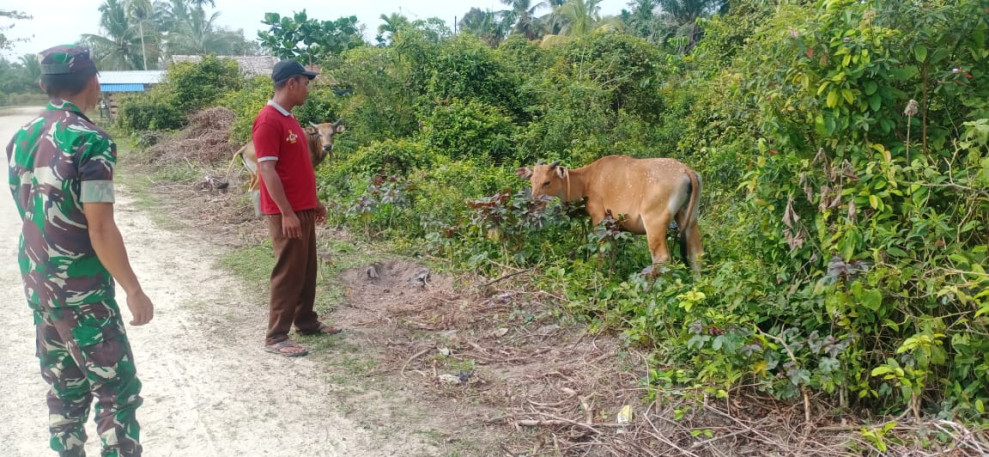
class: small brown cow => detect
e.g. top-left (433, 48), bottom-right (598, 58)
top-left (226, 120), bottom-right (345, 215)
top-left (518, 155), bottom-right (703, 273)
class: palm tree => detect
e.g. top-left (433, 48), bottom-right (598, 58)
top-left (656, 0), bottom-right (729, 47)
top-left (18, 52), bottom-right (40, 82)
top-left (377, 12), bottom-right (410, 44)
top-left (83, 0), bottom-right (142, 70)
top-left (658, 0), bottom-right (727, 24)
top-left (127, 0), bottom-right (154, 69)
top-left (621, 0), bottom-right (664, 43)
top-left (188, 0), bottom-right (215, 11)
top-left (459, 8), bottom-right (508, 48)
top-left (555, 0), bottom-right (603, 36)
top-left (500, 0), bottom-right (546, 40)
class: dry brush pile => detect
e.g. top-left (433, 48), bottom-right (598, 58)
top-left (147, 106), bottom-right (240, 165)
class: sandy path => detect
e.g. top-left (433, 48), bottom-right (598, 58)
top-left (0, 108), bottom-right (435, 457)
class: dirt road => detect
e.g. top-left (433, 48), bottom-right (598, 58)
top-left (0, 108), bottom-right (436, 456)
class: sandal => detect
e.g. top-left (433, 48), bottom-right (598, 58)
top-left (264, 340), bottom-right (309, 357)
top-left (297, 323), bottom-right (342, 336)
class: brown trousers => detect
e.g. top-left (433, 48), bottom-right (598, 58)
top-left (264, 209), bottom-right (321, 345)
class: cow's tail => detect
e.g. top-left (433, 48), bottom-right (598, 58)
top-left (225, 143), bottom-right (248, 179)
top-left (679, 170), bottom-right (702, 269)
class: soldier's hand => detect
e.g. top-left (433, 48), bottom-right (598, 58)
top-left (127, 289), bottom-right (154, 326)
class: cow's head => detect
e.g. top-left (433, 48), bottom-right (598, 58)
top-left (304, 120), bottom-right (346, 168)
top-left (517, 160), bottom-right (567, 200)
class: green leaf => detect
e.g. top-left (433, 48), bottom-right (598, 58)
top-left (869, 194), bottom-right (880, 209)
top-left (871, 366), bottom-right (893, 376)
top-left (914, 45), bottom-right (928, 63)
top-left (892, 66), bottom-right (920, 81)
top-left (869, 93), bottom-right (882, 112)
top-left (862, 288), bottom-right (882, 311)
top-left (886, 247), bottom-right (908, 258)
top-left (842, 89), bottom-right (854, 104)
top-left (949, 254), bottom-right (970, 267)
top-left (827, 91), bottom-right (839, 108)
top-left (864, 81), bottom-right (878, 95)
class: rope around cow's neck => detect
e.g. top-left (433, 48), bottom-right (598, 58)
top-left (565, 168), bottom-right (572, 202)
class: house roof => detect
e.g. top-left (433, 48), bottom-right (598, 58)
top-left (101, 83), bottom-right (146, 92)
top-left (99, 70), bottom-right (166, 85)
top-left (171, 55), bottom-right (280, 77)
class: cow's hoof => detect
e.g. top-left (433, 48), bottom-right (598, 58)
top-left (641, 264), bottom-right (670, 278)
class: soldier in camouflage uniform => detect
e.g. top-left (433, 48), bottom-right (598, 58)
top-left (5, 45), bottom-right (155, 457)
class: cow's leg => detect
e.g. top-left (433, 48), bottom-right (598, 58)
top-left (645, 211), bottom-right (673, 266)
top-left (675, 211), bottom-right (703, 273)
top-left (251, 190), bottom-right (261, 218)
top-left (585, 201), bottom-right (607, 226)
top-left (248, 174), bottom-right (262, 218)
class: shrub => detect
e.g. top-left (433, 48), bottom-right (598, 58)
top-left (116, 93), bottom-right (185, 131)
top-left (219, 75), bottom-right (271, 143)
top-left (162, 55), bottom-right (243, 114)
top-left (422, 99), bottom-right (515, 164)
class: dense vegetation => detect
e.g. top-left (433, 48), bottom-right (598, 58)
top-left (117, 0), bottom-right (988, 430)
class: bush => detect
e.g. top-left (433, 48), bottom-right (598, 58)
top-left (220, 75), bottom-right (271, 143)
top-left (116, 93), bottom-right (185, 131)
top-left (333, 46), bottom-right (420, 146)
top-left (422, 99), bottom-right (515, 164)
top-left (162, 55), bottom-right (243, 114)
top-left (426, 34), bottom-right (525, 120)
top-left (0, 93), bottom-right (47, 107)
top-left (335, 138), bottom-right (431, 178)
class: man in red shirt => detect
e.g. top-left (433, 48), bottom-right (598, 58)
top-left (253, 60), bottom-right (341, 357)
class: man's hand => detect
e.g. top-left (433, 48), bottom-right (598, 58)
top-left (282, 211), bottom-right (302, 239)
top-left (315, 203), bottom-right (327, 225)
top-left (127, 289), bottom-right (154, 326)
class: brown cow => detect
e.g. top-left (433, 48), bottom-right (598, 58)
top-left (518, 155), bottom-right (703, 273)
top-left (226, 120), bottom-right (346, 215)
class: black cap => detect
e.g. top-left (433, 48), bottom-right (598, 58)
top-left (271, 60), bottom-right (318, 83)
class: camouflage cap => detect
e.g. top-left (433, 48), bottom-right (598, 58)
top-left (38, 45), bottom-right (97, 75)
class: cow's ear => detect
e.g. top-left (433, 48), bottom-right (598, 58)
top-left (335, 125), bottom-right (346, 133)
top-left (516, 167), bottom-right (533, 179)
top-left (554, 166), bottom-right (567, 179)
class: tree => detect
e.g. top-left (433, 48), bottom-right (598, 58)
top-left (376, 12), bottom-right (410, 45)
top-left (620, 0), bottom-right (665, 43)
top-left (0, 10), bottom-right (32, 54)
top-left (127, 0), bottom-right (154, 69)
top-left (0, 54), bottom-right (39, 93)
top-left (459, 8), bottom-right (509, 48)
top-left (173, 6), bottom-right (222, 54)
top-left (84, 0), bottom-right (143, 70)
top-left (554, 0), bottom-right (604, 36)
top-left (155, 0), bottom-right (256, 57)
top-left (656, 0), bottom-right (730, 47)
top-left (258, 11), bottom-right (365, 65)
top-left (500, 0), bottom-right (545, 40)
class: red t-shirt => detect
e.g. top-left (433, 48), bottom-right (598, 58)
top-left (251, 103), bottom-right (318, 215)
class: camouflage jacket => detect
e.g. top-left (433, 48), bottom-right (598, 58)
top-left (6, 100), bottom-right (117, 309)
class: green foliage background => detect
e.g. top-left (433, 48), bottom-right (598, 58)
top-left (126, 0), bottom-right (989, 426)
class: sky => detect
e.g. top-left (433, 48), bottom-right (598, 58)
top-left (3, 0), bottom-right (632, 59)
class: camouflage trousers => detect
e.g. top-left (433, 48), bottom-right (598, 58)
top-left (34, 301), bottom-right (143, 457)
